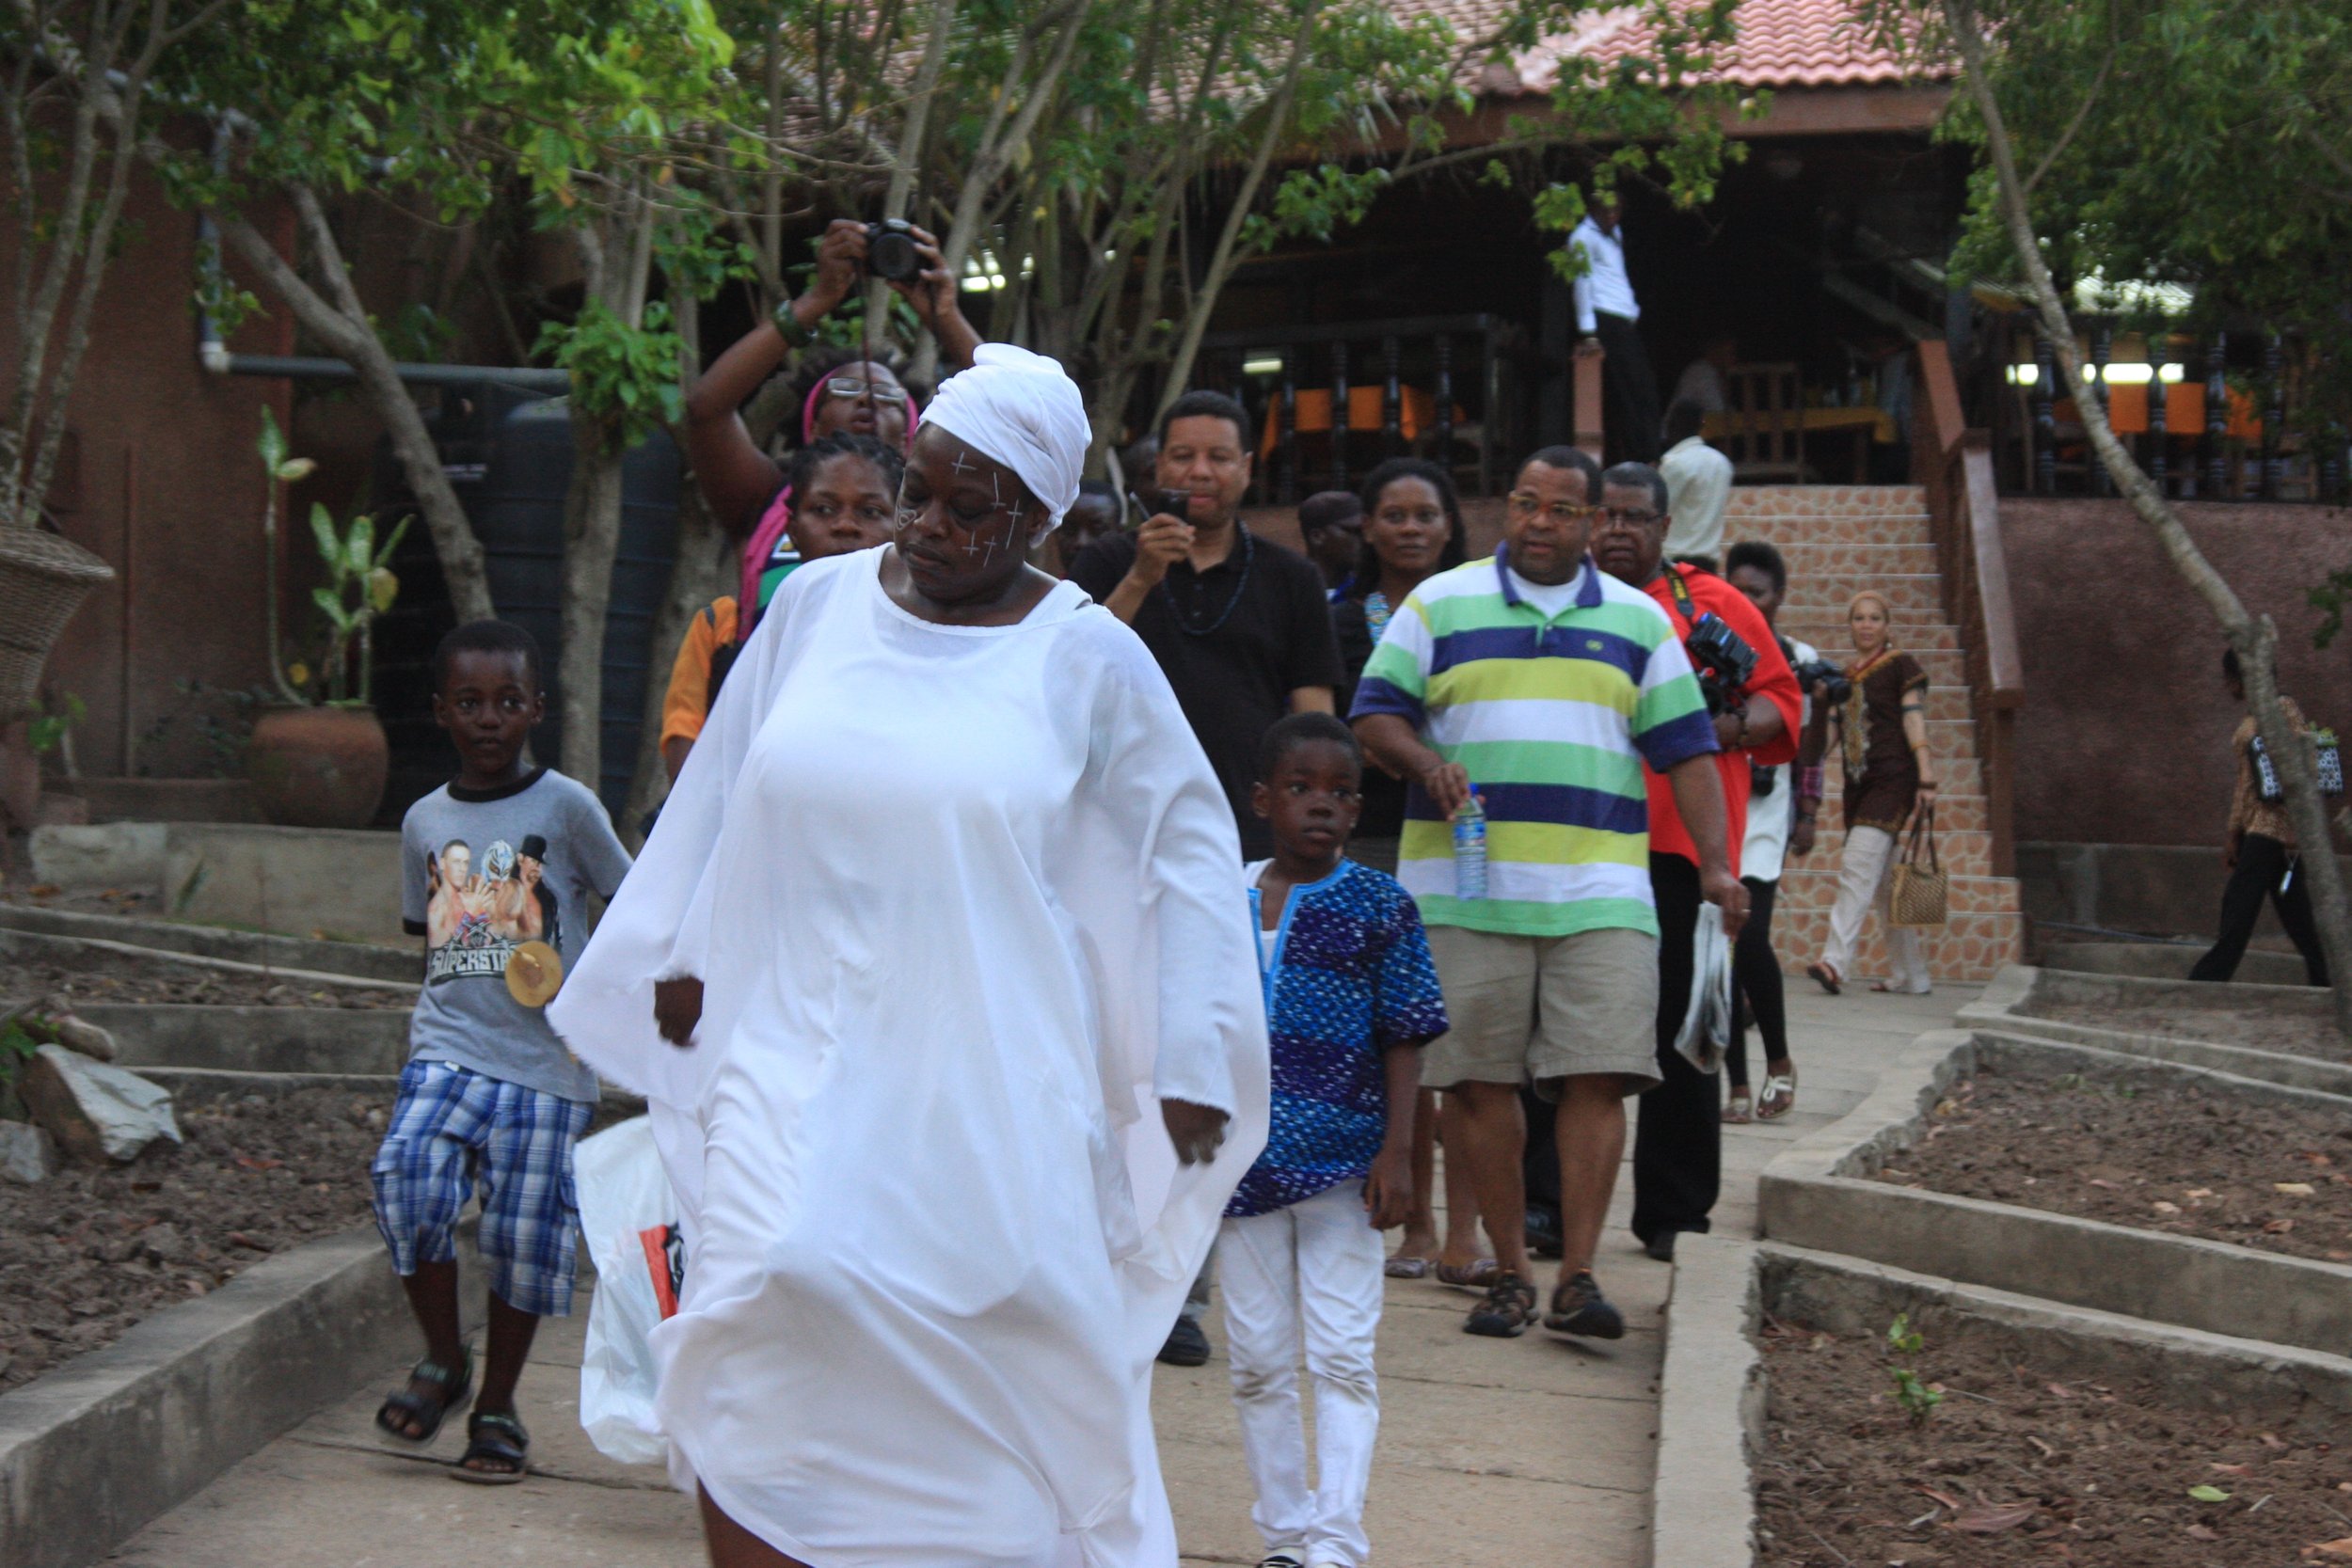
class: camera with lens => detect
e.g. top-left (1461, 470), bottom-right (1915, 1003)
top-left (864, 217), bottom-right (921, 283)
top-left (1790, 655), bottom-right (1851, 709)
top-left (1684, 611), bottom-right (1757, 719)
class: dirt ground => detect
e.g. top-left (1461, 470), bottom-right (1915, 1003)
top-left (1756, 1310), bottom-right (2352, 1567)
top-left (2036, 998), bottom-right (2345, 1061)
top-left (0, 953), bottom-right (412, 1011)
top-left (0, 1086), bottom-right (387, 1391)
top-left (1877, 1066), bottom-right (2352, 1263)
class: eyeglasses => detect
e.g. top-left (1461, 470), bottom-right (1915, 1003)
top-left (1506, 493), bottom-right (1597, 521)
top-left (1595, 507), bottom-right (1661, 530)
top-left (824, 377), bottom-right (910, 406)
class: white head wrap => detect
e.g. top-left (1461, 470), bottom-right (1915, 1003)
top-left (920, 343), bottom-right (1090, 531)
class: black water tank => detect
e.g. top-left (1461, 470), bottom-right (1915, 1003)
top-left (471, 399), bottom-right (680, 816)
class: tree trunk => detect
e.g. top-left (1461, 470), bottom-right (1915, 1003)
top-left (1947, 0), bottom-right (2352, 1037)
top-left (552, 195), bottom-right (658, 794)
top-left (212, 198), bottom-right (495, 622)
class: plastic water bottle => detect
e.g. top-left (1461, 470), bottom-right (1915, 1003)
top-left (1453, 791), bottom-right (1487, 901)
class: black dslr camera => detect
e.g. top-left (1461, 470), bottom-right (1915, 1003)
top-left (1790, 655), bottom-right (1851, 709)
top-left (864, 217), bottom-right (921, 283)
top-left (1684, 611), bottom-right (1757, 718)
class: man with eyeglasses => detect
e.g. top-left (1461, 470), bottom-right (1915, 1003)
top-left (1589, 463), bottom-right (1802, 1264)
top-left (1070, 388), bottom-right (1341, 1371)
top-left (1351, 446), bottom-right (1738, 1341)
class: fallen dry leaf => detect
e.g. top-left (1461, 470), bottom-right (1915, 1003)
top-left (2088, 1178), bottom-right (2118, 1189)
top-left (2185, 1187), bottom-right (2216, 1199)
top-left (2187, 1524), bottom-right (2220, 1542)
top-left (1915, 1484), bottom-right (1965, 1511)
top-left (2277, 1182), bottom-right (2317, 1196)
top-left (2303, 1538), bottom-right (2352, 1560)
top-left (232, 1155), bottom-right (283, 1173)
top-left (2213, 1463), bottom-right (2253, 1476)
top-left (2046, 1382), bottom-right (2075, 1400)
top-left (2153, 1200), bottom-right (2183, 1214)
top-left (1950, 1501), bottom-right (2037, 1534)
top-left (2261, 1433), bottom-right (2289, 1450)
top-left (2267, 1218), bottom-right (2298, 1234)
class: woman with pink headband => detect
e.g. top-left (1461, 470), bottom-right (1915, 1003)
top-left (682, 217), bottom-right (981, 620)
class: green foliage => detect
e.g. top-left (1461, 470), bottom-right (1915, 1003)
top-left (535, 299), bottom-right (686, 448)
top-left (1868, 0), bottom-right (2352, 432)
top-left (2311, 569), bottom-right (2352, 651)
top-left (25, 693), bottom-right (86, 756)
top-left (302, 502), bottom-right (413, 705)
top-left (1885, 1312), bottom-right (1945, 1422)
top-left (0, 1012), bottom-right (58, 1122)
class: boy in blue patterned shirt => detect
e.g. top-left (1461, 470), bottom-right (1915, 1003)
top-left (1222, 712), bottom-right (1448, 1568)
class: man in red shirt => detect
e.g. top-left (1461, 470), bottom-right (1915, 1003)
top-left (1592, 463), bottom-right (1802, 1259)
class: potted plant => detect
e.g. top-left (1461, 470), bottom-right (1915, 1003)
top-left (245, 409), bottom-right (410, 829)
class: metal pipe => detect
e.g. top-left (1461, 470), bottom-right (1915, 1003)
top-left (215, 354), bottom-right (569, 392)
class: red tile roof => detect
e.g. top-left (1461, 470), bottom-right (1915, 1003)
top-left (1422, 0), bottom-right (1945, 96)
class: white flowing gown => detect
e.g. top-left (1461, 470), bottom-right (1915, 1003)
top-left (550, 548), bottom-right (1269, 1568)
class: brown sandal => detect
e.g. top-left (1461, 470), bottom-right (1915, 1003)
top-left (1806, 961), bottom-right (1843, 996)
top-left (1436, 1258), bottom-right (1500, 1291)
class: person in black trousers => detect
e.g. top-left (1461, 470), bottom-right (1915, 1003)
top-left (2189, 649), bottom-right (2332, 986)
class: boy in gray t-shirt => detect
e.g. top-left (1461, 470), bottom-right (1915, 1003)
top-left (371, 620), bottom-right (631, 1482)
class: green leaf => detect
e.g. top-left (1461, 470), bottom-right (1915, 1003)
top-left (346, 515), bottom-right (374, 576)
top-left (257, 406), bottom-right (286, 473)
top-left (2186, 1485), bottom-right (2231, 1503)
top-left (309, 503), bottom-right (341, 573)
top-left (367, 566), bottom-right (399, 613)
top-left (310, 585), bottom-right (354, 630)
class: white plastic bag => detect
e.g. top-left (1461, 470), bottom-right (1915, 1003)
top-left (1674, 904), bottom-right (1733, 1075)
top-left (574, 1116), bottom-right (679, 1465)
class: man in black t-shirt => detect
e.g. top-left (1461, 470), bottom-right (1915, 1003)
top-left (1069, 388), bottom-right (1341, 1371)
top-left (1070, 390), bottom-right (1342, 862)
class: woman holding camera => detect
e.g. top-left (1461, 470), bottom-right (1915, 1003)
top-left (684, 217), bottom-right (981, 617)
top-left (1808, 589), bottom-right (1935, 996)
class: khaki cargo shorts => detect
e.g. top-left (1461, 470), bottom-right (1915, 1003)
top-left (1421, 924), bottom-right (1660, 1096)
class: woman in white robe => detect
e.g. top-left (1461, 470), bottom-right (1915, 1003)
top-left (550, 344), bottom-right (1268, 1568)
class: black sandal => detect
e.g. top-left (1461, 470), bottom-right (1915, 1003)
top-left (374, 1349), bottom-right (472, 1445)
top-left (451, 1410), bottom-right (531, 1484)
top-left (1463, 1272), bottom-right (1538, 1338)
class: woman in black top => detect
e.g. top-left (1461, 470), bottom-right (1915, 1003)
top-left (1333, 457), bottom-right (1469, 863)
top-left (1336, 458), bottom-right (1474, 1284)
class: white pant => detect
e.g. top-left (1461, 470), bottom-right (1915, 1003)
top-left (1218, 1181), bottom-right (1386, 1567)
top-left (1822, 823), bottom-right (1930, 992)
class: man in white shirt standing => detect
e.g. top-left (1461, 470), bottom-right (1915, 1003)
top-left (1660, 400), bottom-right (1735, 564)
top-left (1568, 200), bottom-right (1661, 465)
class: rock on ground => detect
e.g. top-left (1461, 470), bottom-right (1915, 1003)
top-left (0, 1118), bottom-right (56, 1182)
top-left (19, 1043), bottom-right (181, 1163)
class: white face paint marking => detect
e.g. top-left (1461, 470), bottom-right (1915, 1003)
top-left (949, 451), bottom-right (977, 476)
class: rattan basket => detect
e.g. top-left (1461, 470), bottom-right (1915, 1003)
top-left (0, 526), bottom-right (115, 721)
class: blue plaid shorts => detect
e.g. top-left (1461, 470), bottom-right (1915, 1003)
top-left (371, 1059), bottom-right (594, 1317)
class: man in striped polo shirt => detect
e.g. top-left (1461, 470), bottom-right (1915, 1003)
top-left (1352, 446), bottom-right (1745, 1340)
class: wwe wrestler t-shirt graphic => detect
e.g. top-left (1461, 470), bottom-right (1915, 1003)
top-left (398, 768), bottom-right (633, 1102)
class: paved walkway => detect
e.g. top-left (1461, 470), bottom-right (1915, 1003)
top-left (103, 984), bottom-right (1967, 1568)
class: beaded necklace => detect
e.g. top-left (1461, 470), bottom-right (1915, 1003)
top-left (1363, 590), bottom-right (1393, 644)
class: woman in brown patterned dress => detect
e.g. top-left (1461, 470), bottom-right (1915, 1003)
top-left (1807, 590), bottom-right (1937, 994)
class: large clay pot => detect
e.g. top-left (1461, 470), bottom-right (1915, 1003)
top-left (246, 705), bottom-right (389, 829)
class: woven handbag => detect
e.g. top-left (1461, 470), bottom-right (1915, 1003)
top-left (1888, 804), bottom-right (1947, 928)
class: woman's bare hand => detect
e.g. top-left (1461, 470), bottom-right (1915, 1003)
top-left (1162, 1099), bottom-right (1230, 1165)
top-left (655, 976), bottom-right (704, 1048)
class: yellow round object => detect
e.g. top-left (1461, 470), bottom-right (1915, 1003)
top-left (504, 941), bottom-right (564, 1007)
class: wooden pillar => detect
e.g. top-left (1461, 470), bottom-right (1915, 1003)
top-left (2031, 331), bottom-right (2057, 494)
top-left (2089, 325), bottom-right (2111, 497)
top-left (1329, 339), bottom-right (1349, 494)
top-left (2204, 332), bottom-right (2229, 499)
top-left (1573, 344), bottom-right (1605, 465)
top-left (2262, 332), bottom-right (2284, 500)
top-left (1278, 355), bottom-right (1298, 506)
top-left (1434, 335), bottom-right (1454, 483)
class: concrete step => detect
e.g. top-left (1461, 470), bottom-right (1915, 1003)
top-left (1781, 573), bottom-right (1946, 615)
top-left (1737, 540), bottom-right (1941, 578)
top-left (1772, 901), bottom-right (2026, 984)
top-left (1722, 484), bottom-right (1927, 519)
top-left (1814, 789), bottom-right (1989, 832)
top-left (1776, 867), bottom-right (2023, 917)
top-left (1791, 824), bottom-right (1998, 878)
top-left (1782, 619), bottom-right (1962, 652)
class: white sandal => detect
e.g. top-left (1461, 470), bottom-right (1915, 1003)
top-left (1756, 1066), bottom-right (1798, 1120)
top-left (1721, 1088), bottom-right (1753, 1125)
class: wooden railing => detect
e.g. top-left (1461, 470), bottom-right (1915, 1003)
top-left (1916, 339), bottom-right (2024, 878)
top-left (1196, 314), bottom-right (1517, 499)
